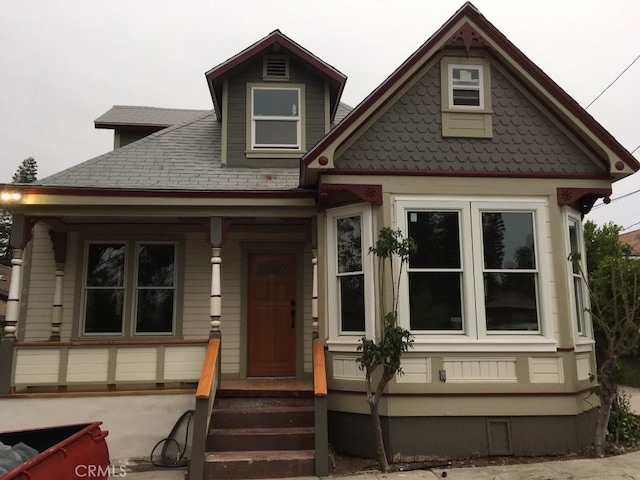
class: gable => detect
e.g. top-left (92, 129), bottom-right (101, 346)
top-left (334, 59), bottom-right (604, 176)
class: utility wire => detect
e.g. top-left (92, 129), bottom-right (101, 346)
top-left (585, 53), bottom-right (640, 109)
top-left (622, 220), bottom-right (640, 232)
top-left (591, 187), bottom-right (640, 210)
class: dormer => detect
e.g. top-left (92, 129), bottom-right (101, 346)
top-left (205, 30), bottom-right (347, 168)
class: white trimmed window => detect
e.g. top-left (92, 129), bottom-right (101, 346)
top-left (566, 210), bottom-right (591, 344)
top-left (326, 204), bottom-right (375, 348)
top-left (251, 87), bottom-right (301, 149)
top-left (396, 197), bottom-right (554, 351)
top-left (449, 64), bottom-right (484, 109)
top-left (82, 242), bottom-right (176, 336)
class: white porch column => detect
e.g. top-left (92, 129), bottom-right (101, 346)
top-left (50, 265), bottom-right (64, 340)
top-left (3, 249), bottom-right (23, 339)
top-left (210, 247), bottom-right (222, 338)
top-left (312, 249), bottom-right (319, 339)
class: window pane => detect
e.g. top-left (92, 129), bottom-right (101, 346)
top-left (254, 89), bottom-right (298, 117)
top-left (138, 244), bottom-right (175, 287)
top-left (86, 244), bottom-right (125, 287)
top-left (568, 219), bottom-right (581, 274)
top-left (337, 216), bottom-right (362, 273)
top-left (452, 67), bottom-right (480, 86)
top-left (255, 120), bottom-right (298, 146)
top-left (339, 274), bottom-right (365, 332)
top-left (136, 289), bottom-right (174, 333)
top-left (484, 272), bottom-right (538, 331)
top-left (574, 277), bottom-right (585, 334)
top-left (408, 211), bottom-right (460, 268)
top-left (85, 289), bottom-right (124, 333)
top-left (452, 89), bottom-right (480, 106)
top-left (482, 212), bottom-right (535, 269)
top-left (409, 272), bottom-right (463, 330)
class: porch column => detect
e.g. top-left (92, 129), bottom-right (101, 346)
top-left (3, 214), bottom-right (31, 340)
top-left (49, 231), bottom-right (67, 341)
top-left (209, 217), bottom-right (224, 339)
top-left (3, 248), bottom-right (23, 339)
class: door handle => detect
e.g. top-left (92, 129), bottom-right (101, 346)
top-left (290, 309), bottom-right (296, 328)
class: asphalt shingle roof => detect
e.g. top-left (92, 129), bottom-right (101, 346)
top-left (95, 106), bottom-right (209, 127)
top-left (37, 103), bottom-right (353, 191)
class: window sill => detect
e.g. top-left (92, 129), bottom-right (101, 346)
top-left (245, 150), bottom-right (306, 159)
top-left (326, 338), bottom-right (365, 352)
top-left (410, 337), bottom-right (558, 353)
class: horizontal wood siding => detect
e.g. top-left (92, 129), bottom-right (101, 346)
top-left (164, 345), bottom-right (207, 381)
top-left (115, 347), bottom-right (157, 381)
top-left (67, 347), bottom-right (109, 382)
top-left (182, 232), bottom-right (211, 339)
top-left (442, 357), bottom-right (518, 383)
top-left (23, 223), bottom-right (56, 341)
top-left (14, 348), bottom-right (60, 384)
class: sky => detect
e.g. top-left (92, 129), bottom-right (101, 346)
top-left (1, 0), bottom-right (639, 230)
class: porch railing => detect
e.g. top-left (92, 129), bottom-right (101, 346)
top-left (313, 338), bottom-right (329, 476)
top-left (9, 339), bottom-right (208, 392)
top-left (188, 338), bottom-right (221, 480)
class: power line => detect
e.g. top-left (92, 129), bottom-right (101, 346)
top-left (585, 53), bottom-right (640, 109)
top-left (622, 220), bottom-right (640, 232)
top-left (591, 187), bottom-right (640, 210)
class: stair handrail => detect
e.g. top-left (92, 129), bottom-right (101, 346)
top-left (312, 338), bottom-right (329, 476)
top-left (189, 337), bottom-right (221, 480)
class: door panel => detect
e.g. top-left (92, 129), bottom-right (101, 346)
top-left (248, 253), bottom-right (297, 377)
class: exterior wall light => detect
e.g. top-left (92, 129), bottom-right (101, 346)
top-left (0, 191), bottom-right (22, 202)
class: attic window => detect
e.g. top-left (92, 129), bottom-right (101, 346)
top-left (263, 55), bottom-right (289, 80)
top-left (449, 65), bottom-right (483, 109)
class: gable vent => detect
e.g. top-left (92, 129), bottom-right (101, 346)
top-left (263, 55), bottom-right (289, 80)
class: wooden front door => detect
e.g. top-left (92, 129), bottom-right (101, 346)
top-left (247, 253), bottom-right (297, 377)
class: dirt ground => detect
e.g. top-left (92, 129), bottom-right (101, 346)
top-left (330, 444), bottom-right (640, 476)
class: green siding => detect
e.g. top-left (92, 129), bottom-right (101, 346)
top-left (226, 56), bottom-right (326, 167)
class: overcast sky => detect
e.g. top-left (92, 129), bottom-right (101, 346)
top-left (1, 0), bottom-right (639, 229)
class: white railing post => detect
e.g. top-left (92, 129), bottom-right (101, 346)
top-left (312, 249), bottom-right (319, 339)
top-left (50, 265), bottom-right (64, 340)
top-left (3, 248), bottom-right (23, 339)
top-left (210, 247), bottom-right (222, 338)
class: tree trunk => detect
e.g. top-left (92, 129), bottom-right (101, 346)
top-left (368, 394), bottom-right (389, 472)
top-left (594, 389), bottom-right (615, 457)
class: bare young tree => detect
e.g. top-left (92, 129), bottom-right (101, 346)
top-left (357, 228), bottom-right (415, 472)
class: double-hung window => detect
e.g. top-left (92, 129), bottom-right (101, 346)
top-left (396, 197), bottom-right (553, 351)
top-left (326, 204), bottom-right (375, 347)
top-left (82, 242), bottom-right (177, 337)
top-left (566, 212), bottom-right (590, 341)
top-left (251, 87), bottom-right (301, 149)
top-left (449, 65), bottom-right (483, 109)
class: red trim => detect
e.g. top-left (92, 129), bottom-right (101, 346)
top-left (301, 4), bottom-right (639, 180)
top-left (318, 183), bottom-right (383, 207)
top-left (557, 187), bottom-right (611, 215)
top-left (9, 185), bottom-right (316, 199)
top-left (325, 169), bottom-right (611, 181)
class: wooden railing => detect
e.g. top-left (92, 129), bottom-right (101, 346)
top-left (312, 339), bottom-right (329, 476)
top-left (10, 339), bottom-right (208, 393)
top-left (189, 338), bottom-right (221, 480)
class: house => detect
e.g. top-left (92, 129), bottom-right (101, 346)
top-left (1, 2), bottom-right (638, 476)
top-left (620, 228), bottom-right (640, 258)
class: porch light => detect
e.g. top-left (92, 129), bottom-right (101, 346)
top-left (0, 191), bottom-right (21, 202)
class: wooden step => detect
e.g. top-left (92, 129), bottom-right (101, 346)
top-left (211, 405), bottom-right (314, 429)
top-left (207, 426), bottom-right (315, 451)
top-left (203, 450), bottom-right (315, 480)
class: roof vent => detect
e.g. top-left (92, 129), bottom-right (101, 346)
top-left (263, 55), bottom-right (289, 80)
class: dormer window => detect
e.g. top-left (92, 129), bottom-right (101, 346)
top-left (251, 86), bottom-right (301, 149)
top-left (450, 65), bottom-right (483, 109)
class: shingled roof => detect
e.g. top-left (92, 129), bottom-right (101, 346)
top-left (95, 106), bottom-right (209, 129)
top-left (620, 229), bottom-right (640, 256)
top-left (36, 103), bottom-right (353, 191)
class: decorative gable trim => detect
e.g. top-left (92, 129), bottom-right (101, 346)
top-left (445, 22), bottom-right (491, 56)
top-left (318, 183), bottom-right (382, 209)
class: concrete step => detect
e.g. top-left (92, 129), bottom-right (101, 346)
top-left (203, 450), bottom-right (315, 480)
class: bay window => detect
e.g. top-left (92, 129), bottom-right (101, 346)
top-left (396, 197), bottom-right (553, 351)
top-left (327, 204), bottom-right (375, 347)
top-left (82, 241), bottom-right (177, 336)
